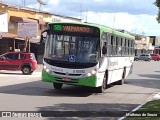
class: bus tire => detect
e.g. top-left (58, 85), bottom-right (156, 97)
top-left (96, 72), bottom-right (107, 93)
top-left (116, 68), bottom-right (126, 85)
top-left (53, 82), bottom-right (63, 89)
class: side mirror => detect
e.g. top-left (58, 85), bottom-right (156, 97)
top-left (40, 30), bottom-right (48, 44)
top-left (40, 35), bottom-right (45, 44)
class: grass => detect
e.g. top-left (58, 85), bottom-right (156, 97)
top-left (125, 100), bottom-right (160, 120)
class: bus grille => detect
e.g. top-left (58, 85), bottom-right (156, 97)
top-left (53, 71), bottom-right (82, 76)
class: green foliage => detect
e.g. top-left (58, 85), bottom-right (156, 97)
top-left (154, 0), bottom-right (160, 23)
top-left (154, 0), bottom-right (160, 7)
top-left (156, 11), bottom-right (160, 23)
top-left (125, 100), bottom-right (160, 120)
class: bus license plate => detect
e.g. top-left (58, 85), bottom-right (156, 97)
top-left (62, 77), bottom-right (71, 81)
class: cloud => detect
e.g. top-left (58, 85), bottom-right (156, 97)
top-left (2, 0), bottom-right (160, 36)
top-left (48, 0), bottom-right (60, 5)
top-left (46, 0), bottom-right (157, 16)
top-left (85, 11), bottom-right (160, 36)
top-left (3, 0), bottom-right (158, 16)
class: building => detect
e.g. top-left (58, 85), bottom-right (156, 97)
top-left (151, 36), bottom-right (160, 55)
top-left (0, 1), bottom-right (81, 63)
top-left (135, 37), bottom-right (154, 55)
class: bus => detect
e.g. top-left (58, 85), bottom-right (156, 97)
top-left (40, 22), bottom-right (135, 93)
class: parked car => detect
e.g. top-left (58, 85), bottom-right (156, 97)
top-left (0, 52), bottom-right (38, 75)
top-left (150, 53), bottom-right (160, 61)
top-left (134, 54), bottom-right (151, 61)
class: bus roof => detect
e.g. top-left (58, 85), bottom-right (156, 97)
top-left (48, 22), bottom-right (135, 39)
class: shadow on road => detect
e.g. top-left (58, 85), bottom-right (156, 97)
top-left (0, 80), bottom-right (102, 97)
top-left (0, 72), bottom-right (24, 75)
top-left (36, 103), bottom-right (139, 120)
top-left (138, 74), bottom-right (160, 79)
top-left (0, 76), bottom-right (159, 97)
top-left (126, 78), bottom-right (160, 90)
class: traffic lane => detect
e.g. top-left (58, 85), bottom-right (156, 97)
top-left (0, 71), bottom-right (41, 87)
top-left (0, 71), bottom-right (159, 98)
top-left (0, 61), bottom-right (160, 119)
top-left (126, 61), bottom-right (160, 95)
top-left (131, 60), bottom-right (160, 75)
top-left (0, 78), bottom-right (152, 110)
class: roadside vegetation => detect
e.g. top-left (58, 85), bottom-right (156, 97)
top-left (125, 100), bottom-right (160, 120)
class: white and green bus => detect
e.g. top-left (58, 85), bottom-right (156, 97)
top-left (40, 22), bottom-right (135, 93)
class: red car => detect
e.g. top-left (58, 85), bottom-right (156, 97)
top-left (150, 53), bottom-right (160, 61)
top-left (0, 52), bottom-right (38, 74)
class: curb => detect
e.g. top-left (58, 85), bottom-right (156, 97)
top-left (118, 92), bottom-right (160, 120)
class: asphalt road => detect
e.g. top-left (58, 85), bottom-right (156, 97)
top-left (0, 61), bottom-right (160, 120)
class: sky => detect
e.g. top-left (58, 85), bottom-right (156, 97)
top-left (2, 0), bottom-right (160, 36)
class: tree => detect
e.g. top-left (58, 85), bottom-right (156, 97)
top-left (154, 0), bottom-right (160, 23)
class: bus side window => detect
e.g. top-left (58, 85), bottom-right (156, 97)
top-left (128, 40), bottom-right (131, 55)
top-left (125, 39), bottom-right (128, 56)
top-left (117, 37), bottom-right (121, 56)
top-left (121, 38), bottom-right (125, 56)
top-left (101, 33), bottom-right (107, 56)
top-left (107, 34), bottom-right (111, 56)
top-left (111, 35), bottom-right (116, 56)
top-left (131, 40), bottom-right (135, 56)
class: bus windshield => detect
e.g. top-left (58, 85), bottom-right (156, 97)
top-left (44, 33), bottom-right (99, 63)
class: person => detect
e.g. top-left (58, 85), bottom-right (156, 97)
top-left (70, 44), bottom-right (75, 55)
top-left (102, 42), bottom-right (107, 55)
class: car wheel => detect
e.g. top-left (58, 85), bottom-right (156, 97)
top-left (148, 59), bottom-right (151, 62)
top-left (22, 66), bottom-right (31, 75)
top-left (53, 82), bottom-right (63, 89)
top-left (135, 58), bottom-right (139, 61)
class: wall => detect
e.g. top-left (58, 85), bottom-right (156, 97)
top-left (0, 12), bottom-right (8, 32)
top-left (36, 13), bottom-right (52, 35)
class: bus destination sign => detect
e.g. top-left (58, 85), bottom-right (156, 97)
top-left (52, 25), bottom-right (94, 33)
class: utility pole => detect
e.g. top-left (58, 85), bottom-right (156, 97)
top-left (85, 9), bottom-right (88, 22)
top-left (80, 1), bottom-right (82, 19)
top-left (22, 0), bottom-right (25, 7)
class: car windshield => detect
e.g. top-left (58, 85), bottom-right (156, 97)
top-left (44, 34), bottom-right (99, 63)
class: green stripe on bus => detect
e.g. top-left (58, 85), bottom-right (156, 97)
top-left (42, 70), bottom-right (97, 87)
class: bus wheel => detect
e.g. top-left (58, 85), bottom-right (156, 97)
top-left (53, 82), bottom-right (63, 89)
top-left (96, 73), bottom-right (107, 93)
top-left (116, 69), bottom-right (126, 85)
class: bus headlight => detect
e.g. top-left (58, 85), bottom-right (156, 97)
top-left (46, 69), bottom-right (50, 73)
top-left (43, 66), bottom-right (47, 70)
top-left (87, 73), bottom-right (92, 76)
top-left (91, 70), bottom-right (96, 74)
top-left (87, 69), bottom-right (97, 76)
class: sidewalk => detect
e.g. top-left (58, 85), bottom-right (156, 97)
top-left (38, 64), bottom-right (43, 69)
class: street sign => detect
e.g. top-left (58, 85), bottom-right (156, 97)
top-left (17, 23), bottom-right (38, 37)
top-left (69, 55), bottom-right (75, 62)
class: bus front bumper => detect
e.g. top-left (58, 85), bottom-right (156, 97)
top-left (42, 70), bottom-right (97, 87)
